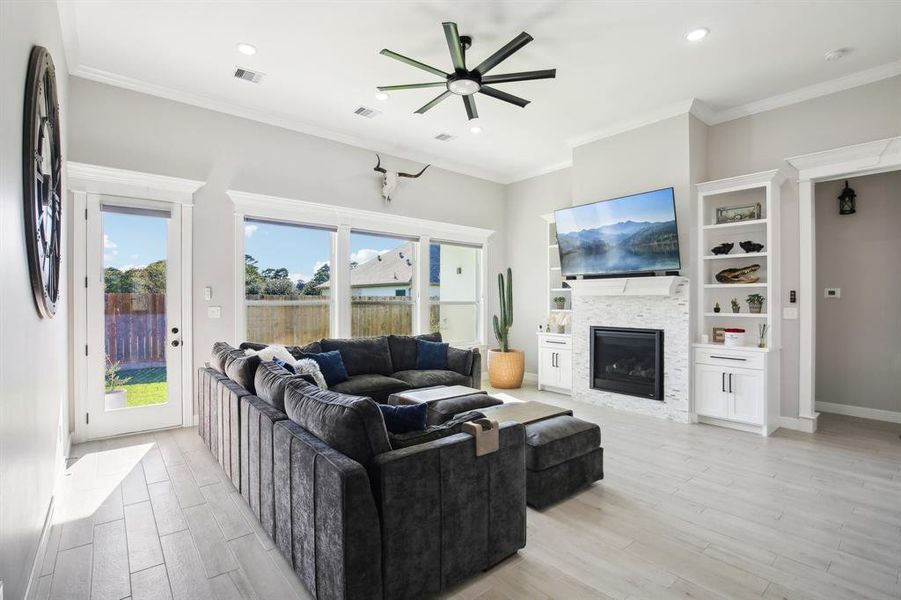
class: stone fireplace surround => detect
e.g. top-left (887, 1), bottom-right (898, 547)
top-left (569, 277), bottom-right (691, 423)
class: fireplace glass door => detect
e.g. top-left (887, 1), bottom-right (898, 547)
top-left (590, 327), bottom-right (664, 400)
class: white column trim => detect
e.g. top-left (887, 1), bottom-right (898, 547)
top-left (415, 237), bottom-right (431, 335)
top-left (786, 136), bottom-right (901, 424)
top-left (334, 225), bottom-right (351, 338)
top-left (234, 213), bottom-right (246, 344)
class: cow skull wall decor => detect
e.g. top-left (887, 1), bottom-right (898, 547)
top-left (373, 154), bottom-right (430, 203)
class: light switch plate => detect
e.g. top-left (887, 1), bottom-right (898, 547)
top-left (204, 286), bottom-right (212, 301)
top-left (824, 288), bottom-right (841, 298)
top-left (207, 306), bottom-right (221, 319)
top-left (783, 307), bottom-right (799, 320)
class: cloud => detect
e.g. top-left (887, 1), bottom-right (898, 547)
top-left (351, 248), bottom-right (391, 265)
top-left (289, 272), bottom-right (311, 284)
top-left (244, 224), bottom-right (258, 238)
top-left (103, 234), bottom-right (117, 250)
top-left (313, 260), bottom-right (330, 273)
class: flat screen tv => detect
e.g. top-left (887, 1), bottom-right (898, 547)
top-left (554, 188), bottom-right (681, 278)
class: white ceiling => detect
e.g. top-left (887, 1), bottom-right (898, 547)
top-left (59, 1), bottom-right (901, 183)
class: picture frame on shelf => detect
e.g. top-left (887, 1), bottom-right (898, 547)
top-left (716, 202), bottom-right (762, 224)
top-left (711, 327), bottom-right (726, 344)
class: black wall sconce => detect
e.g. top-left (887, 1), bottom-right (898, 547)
top-left (838, 180), bottom-right (856, 215)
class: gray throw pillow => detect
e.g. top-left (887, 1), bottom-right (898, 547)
top-left (387, 333), bottom-right (442, 372)
top-left (211, 341), bottom-right (239, 373)
top-left (225, 353), bottom-right (261, 394)
top-left (254, 361), bottom-right (311, 413)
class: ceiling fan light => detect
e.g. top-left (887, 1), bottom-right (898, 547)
top-left (448, 78), bottom-right (481, 96)
top-left (236, 42), bottom-right (257, 55)
top-left (685, 28), bottom-right (709, 42)
top-left (470, 124), bottom-right (482, 134)
top-left (375, 91), bottom-right (389, 101)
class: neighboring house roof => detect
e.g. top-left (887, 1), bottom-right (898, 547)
top-left (320, 242), bottom-right (439, 289)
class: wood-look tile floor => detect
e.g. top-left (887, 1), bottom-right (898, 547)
top-left (35, 385), bottom-right (901, 600)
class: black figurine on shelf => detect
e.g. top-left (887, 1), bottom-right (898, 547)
top-left (711, 242), bottom-right (734, 255)
top-left (739, 241), bottom-right (764, 253)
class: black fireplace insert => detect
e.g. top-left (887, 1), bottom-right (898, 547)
top-left (590, 326), bottom-right (664, 400)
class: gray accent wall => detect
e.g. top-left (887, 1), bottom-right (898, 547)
top-left (815, 171), bottom-right (901, 414)
top-left (68, 78), bottom-right (507, 398)
top-left (0, 2), bottom-right (70, 598)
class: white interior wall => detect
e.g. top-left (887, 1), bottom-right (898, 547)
top-left (0, 2), bottom-right (70, 598)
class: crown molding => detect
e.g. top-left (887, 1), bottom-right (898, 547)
top-left (504, 160), bottom-right (573, 185)
top-left (705, 60), bottom-right (901, 125)
top-left (786, 136), bottom-right (901, 182)
top-left (565, 99), bottom-right (699, 149)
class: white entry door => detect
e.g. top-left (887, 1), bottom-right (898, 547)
top-left (84, 195), bottom-right (185, 439)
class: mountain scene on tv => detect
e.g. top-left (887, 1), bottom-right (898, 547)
top-left (556, 189), bottom-right (680, 276)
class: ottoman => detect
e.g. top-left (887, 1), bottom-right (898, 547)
top-left (389, 385), bottom-right (502, 425)
top-left (524, 415), bottom-right (604, 509)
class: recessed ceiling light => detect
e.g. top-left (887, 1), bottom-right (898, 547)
top-left (470, 125), bottom-right (482, 135)
top-left (375, 91), bottom-right (389, 101)
top-left (236, 43), bottom-right (257, 56)
top-left (685, 28), bottom-right (709, 42)
top-left (824, 48), bottom-right (848, 62)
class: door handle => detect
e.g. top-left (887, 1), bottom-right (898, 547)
top-left (546, 340), bottom-right (566, 345)
top-left (171, 327), bottom-right (179, 334)
top-left (722, 372), bottom-right (726, 392)
top-left (552, 352), bottom-right (557, 368)
top-left (171, 340), bottom-right (181, 347)
top-left (711, 355), bottom-right (746, 361)
top-left (729, 373), bottom-right (733, 393)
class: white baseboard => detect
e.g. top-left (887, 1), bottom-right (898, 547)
top-left (774, 415), bottom-right (818, 433)
top-left (816, 401), bottom-right (901, 424)
top-left (24, 498), bottom-right (55, 600)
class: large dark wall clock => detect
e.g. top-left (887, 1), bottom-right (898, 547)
top-left (23, 46), bottom-right (63, 318)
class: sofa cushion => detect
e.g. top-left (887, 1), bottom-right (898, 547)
top-left (416, 339), bottom-right (448, 370)
top-left (211, 342), bottom-right (241, 373)
top-left (525, 415), bottom-right (601, 471)
top-left (387, 410), bottom-right (484, 449)
top-left (283, 380), bottom-right (391, 465)
top-left (254, 361), bottom-right (313, 413)
top-left (378, 403), bottom-right (427, 434)
top-left (225, 353), bottom-right (261, 393)
top-left (320, 336), bottom-right (393, 376)
top-left (298, 350), bottom-right (349, 387)
top-left (330, 374), bottom-right (410, 403)
top-left (447, 346), bottom-right (474, 376)
top-left (391, 369), bottom-right (470, 389)
top-left (387, 333), bottom-right (441, 372)
top-left (420, 392), bottom-right (502, 426)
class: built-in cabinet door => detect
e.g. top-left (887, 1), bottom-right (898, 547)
top-left (556, 350), bottom-right (572, 390)
top-left (538, 347), bottom-right (557, 388)
top-left (728, 367), bottom-right (765, 425)
top-left (695, 364), bottom-right (728, 418)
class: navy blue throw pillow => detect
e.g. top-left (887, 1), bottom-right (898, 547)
top-left (378, 403), bottom-right (428, 434)
top-left (416, 339), bottom-right (449, 370)
top-left (272, 357), bottom-right (296, 374)
top-left (299, 350), bottom-right (349, 386)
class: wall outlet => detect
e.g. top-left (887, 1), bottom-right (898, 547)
top-left (204, 286), bottom-right (212, 301)
top-left (207, 306), bottom-right (221, 319)
top-left (783, 307), bottom-right (799, 320)
top-left (824, 288), bottom-right (841, 298)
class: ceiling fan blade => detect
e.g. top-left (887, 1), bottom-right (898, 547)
top-left (442, 22), bottom-right (466, 71)
top-left (377, 82), bottom-right (448, 91)
top-left (478, 85), bottom-right (530, 108)
top-left (463, 95), bottom-right (478, 120)
top-left (473, 32), bottom-right (533, 75)
top-left (481, 69), bottom-right (556, 84)
top-left (380, 49), bottom-right (448, 78)
top-left (415, 90), bottom-right (453, 114)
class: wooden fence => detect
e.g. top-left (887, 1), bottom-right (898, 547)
top-left (105, 293), bottom-right (166, 366)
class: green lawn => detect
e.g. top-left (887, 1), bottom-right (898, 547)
top-left (119, 367), bottom-right (168, 407)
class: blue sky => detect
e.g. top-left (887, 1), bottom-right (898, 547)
top-left (103, 212), bottom-right (167, 269)
top-left (555, 188), bottom-right (676, 234)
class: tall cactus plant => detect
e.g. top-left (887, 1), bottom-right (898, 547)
top-left (492, 268), bottom-right (513, 352)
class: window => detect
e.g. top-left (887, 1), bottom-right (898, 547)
top-left (244, 219), bottom-right (332, 345)
top-left (350, 232), bottom-right (415, 337)
top-left (429, 242), bottom-right (480, 343)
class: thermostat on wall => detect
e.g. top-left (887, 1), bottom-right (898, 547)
top-left (824, 288), bottom-right (841, 298)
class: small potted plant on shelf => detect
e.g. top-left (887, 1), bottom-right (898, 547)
top-left (730, 298), bottom-right (741, 313)
top-left (746, 293), bottom-right (765, 314)
top-left (104, 357), bottom-right (131, 409)
top-left (553, 296), bottom-right (567, 310)
top-left (713, 302), bottom-right (721, 313)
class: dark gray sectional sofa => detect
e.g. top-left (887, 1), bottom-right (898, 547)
top-left (240, 332), bottom-right (481, 403)
top-left (197, 336), bottom-right (525, 600)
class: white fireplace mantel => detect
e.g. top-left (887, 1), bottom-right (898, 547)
top-left (567, 276), bottom-right (688, 298)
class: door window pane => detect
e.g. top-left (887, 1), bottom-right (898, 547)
top-left (102, 210), bottom-right (168, 408)
top-left (430, 243), bottom-right (480, 343)
top-left (244, 219), bottom-right (331, 345)
top-left (350, 233), bottom-right (415, 337)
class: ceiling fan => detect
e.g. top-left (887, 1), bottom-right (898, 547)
top-left (378, 22), bottom-right (556, 120)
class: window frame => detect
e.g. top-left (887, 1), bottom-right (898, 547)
top-left (428, 240), bottom-right (483, 346)
top-left (230, 190), bottom-right (492, 348)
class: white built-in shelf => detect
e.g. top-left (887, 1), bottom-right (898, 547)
top-left (703, 312), bottom-right (768, 318)
top-left (703, 252), bottom-right (768, 261)
top-left (693, 342), bottom-right (773, 353)
top-left (550, 309), bottom-right (571, 313)
top-left (704, 283), bottom-right (768, 289)
top-left (702, 218), bottom-right (768, 231)
top-left (548, 244), bottom-right (559, 249)
top-left (550, 266), bottom-right (561, 271)
top-left (550, 287), bottom-right (571, 292)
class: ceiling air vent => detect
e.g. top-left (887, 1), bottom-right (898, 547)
top-left (234, 67), bottom-right (264, 84)
top-left (353, 106), bottom-right (381, 119)
top-left (434, 133), bottom-right (456, 142)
